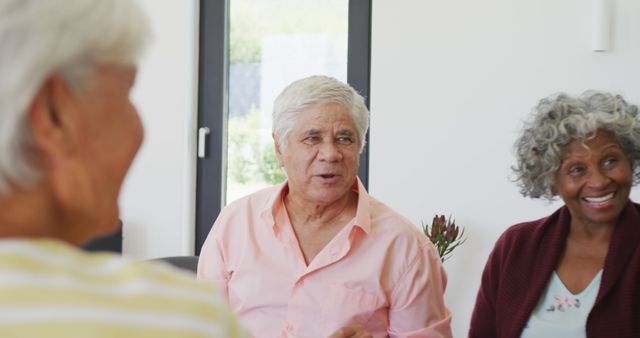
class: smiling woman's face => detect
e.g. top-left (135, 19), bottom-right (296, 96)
top-left (275, 103), bottom-right (360, 207)
top-left (553, 130), bottom-right (633, 228)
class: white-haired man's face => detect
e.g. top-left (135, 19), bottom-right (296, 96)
top-left (274, 103), bottom-right (360, 207)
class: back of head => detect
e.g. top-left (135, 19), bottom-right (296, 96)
top-left (272, 75), bottom-right (370, 152)
top-left (0, 0), bottom-right (149, 193)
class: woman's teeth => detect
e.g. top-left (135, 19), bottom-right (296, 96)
top-left (584, 192), bottom-right (615, 203)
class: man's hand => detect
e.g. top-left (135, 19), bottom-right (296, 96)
top-left (327, 324), bottom-right (372, 338)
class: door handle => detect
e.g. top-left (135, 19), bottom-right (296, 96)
top-left (198, 127), bottom-right (210, 159)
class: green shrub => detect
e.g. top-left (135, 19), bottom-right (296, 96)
top-left (227, 108), bottom-right (285, 186)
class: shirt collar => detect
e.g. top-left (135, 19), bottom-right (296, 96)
top-left (352, 177), bottom-right (371, 235)
top-left (259, 181), bottom-right (289, 234)
top-left (260, 178), bottom-right (372, 236)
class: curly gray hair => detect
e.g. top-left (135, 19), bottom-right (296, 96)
top-left (513, 91), bottom-right (640, 199)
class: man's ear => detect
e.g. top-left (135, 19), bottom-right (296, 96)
top-left (272, 133), bottom-right (284, 167)
top-left (27, 74), bottom-right (79, 158)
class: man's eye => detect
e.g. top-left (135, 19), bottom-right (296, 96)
top-left (303, 136), bottom-right (320, 144)
top-left (336, 137), bottom-right (353, 144)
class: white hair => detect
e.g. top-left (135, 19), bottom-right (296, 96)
top-left (272, 75), bottom-right (370, 153)
top-left (0, 0), bottom-right (150, 193)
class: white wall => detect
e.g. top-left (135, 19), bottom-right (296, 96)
top-left (120, 0), bottom-right (199, 259)
top-left (370, 0), bottom-right (640, 336)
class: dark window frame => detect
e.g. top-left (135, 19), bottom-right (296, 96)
top-left (195, 0), bottom-right (372, 255)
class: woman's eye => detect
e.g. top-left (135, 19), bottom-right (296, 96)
top-left (603, 157), bottom-right (618, 168)
top-left (568, 166), bottom-right (584, 176)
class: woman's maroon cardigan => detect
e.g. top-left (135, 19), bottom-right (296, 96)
top-left (469, 201), bottom-right (640, 338)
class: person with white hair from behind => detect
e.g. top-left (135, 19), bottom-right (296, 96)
top-left (0, 1), bottom-right (245, 337)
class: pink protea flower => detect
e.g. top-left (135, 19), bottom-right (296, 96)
top-left (422, 214), bottom-right (466, 262)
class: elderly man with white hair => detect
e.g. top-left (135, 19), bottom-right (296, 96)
top-left (0, 1), bottom-right (244, 337)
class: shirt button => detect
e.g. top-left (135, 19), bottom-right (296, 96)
top-left (296, 280), bottom-right (304, 286)
top-left (286, 324), bottom-right (294, 332)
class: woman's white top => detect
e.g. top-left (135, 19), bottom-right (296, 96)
top-left (521, 270), bottom-right (603, 338)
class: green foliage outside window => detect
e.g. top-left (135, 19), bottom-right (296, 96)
top-left (228, 107), bottom-right (286, 186)
top-left (259, 143), bottom-right (287, 184)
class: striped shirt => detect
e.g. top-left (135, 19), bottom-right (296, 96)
top-left (0, 239), bottom-right (246, 338)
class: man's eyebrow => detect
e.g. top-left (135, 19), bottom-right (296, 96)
top-left (336, 130), bottom-right (354, 136)
top-left (302, 129), bottom-right (321, 137)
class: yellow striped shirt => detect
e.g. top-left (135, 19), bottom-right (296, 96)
top-left (0, 239), bottom-right (246, 338)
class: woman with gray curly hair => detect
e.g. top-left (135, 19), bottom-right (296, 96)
top-left (469, 91), bottom-right (640, 338)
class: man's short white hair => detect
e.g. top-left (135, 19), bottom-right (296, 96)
top-left (273, 75), bottom-right (370, 153)
top-left (0, 0), bottom-right (149, 193)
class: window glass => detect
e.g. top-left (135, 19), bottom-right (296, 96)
top-left (225, 0), bottom-right (349, 204)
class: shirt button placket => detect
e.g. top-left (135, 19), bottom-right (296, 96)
top-left (285, 278), bottom-right (304, 336)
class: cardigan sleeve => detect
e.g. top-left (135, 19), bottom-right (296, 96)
top-left (468, 233), bottom-right (508, 338)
